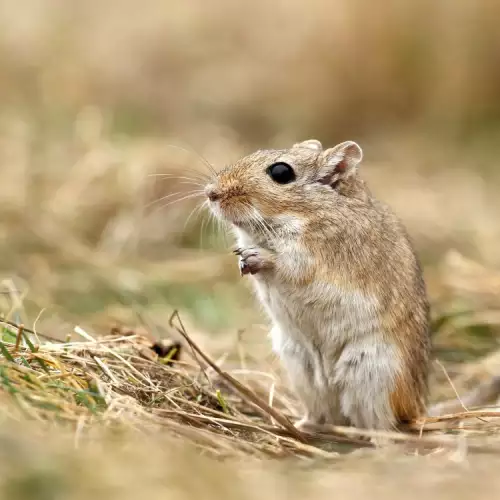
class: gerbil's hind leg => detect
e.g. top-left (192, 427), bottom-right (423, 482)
top-left (333, 341), bottom-right (400, 431)
top-left (271, 327), bottom-right (328, 429)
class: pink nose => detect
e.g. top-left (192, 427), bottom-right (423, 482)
top-left (205, 186), bottom-right (221, 202)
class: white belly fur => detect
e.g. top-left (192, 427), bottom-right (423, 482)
top-left (256, 278), bottom-right (401, 430)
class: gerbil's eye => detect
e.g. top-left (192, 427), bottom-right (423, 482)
top-left (266, 162), bottom-right (296, 184)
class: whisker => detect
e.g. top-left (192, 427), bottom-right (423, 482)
top-left (199, 210), bottom-right (210, 251)
top-left (224, 220), bottom-right (233, 248)
top-left (184, 199), bottom-right (208, 231)
top-left (178, 181), bottom-right (206, 188)
top-left (155, 192), bottom-right (204, 212)
top-left (218, 214), bottom-right (230, 249)
top-left (253, 215), bottom-right (269, 239)
top-left (213, 208), bottom-right (229, 249)
top-left (209, 209), bottom-right (221, 250)
top-left (260, 214), bottom-right (279, 240)
top-left (252, 207), bottom-right (279, 240)
top-left (240, 202), bottom-right (267, 238)
top-left (143, 194), bottom-right (204, 222)
top-left (148, 173), bottom-right (207, 185)
top-left (198, 200), bottom-right (228, 251)
top-left (145, 189), bottom-right (204, 209)
top-left (164, 144), bottom-right (217, 177)
top-left (255, 211), bottom-right (277, 241)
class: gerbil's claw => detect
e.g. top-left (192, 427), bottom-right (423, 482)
top-left (233, 247), bottom-right (242, 255)
top-left (238, 248), bottom-right (263, 276)
top-left (239, 260), bottom-right (250, 276)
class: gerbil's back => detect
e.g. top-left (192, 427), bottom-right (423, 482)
top-left (310, 177), bottom-right (431, 420)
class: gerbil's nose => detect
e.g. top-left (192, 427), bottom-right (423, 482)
top-left (205, 185), bottom-right (221, 202)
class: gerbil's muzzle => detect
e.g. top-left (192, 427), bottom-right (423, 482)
top-left (205, 184), bottom-right (221, 202)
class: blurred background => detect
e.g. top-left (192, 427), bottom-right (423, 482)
top-left (0, 0), bottom-right (500, 358)
top-left (1, 1), bottom-right (500, 498)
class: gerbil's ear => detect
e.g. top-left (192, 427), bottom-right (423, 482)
top-left (292, 139), bottom-right (322, 152)
top-left (317, 141), bottom-right (363, 185)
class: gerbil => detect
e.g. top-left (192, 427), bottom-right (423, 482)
top-left (205, 139), bottom-right (500, 431)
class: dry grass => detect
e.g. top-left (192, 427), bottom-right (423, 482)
top-left (1, 298), bottom-right (500, 458)
top-left (1, 297), bottom-right (500, 498)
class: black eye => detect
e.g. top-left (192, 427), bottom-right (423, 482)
top-left (266, 162), bottom-right (296, 184)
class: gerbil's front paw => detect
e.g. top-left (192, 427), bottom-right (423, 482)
top-left (233, 247), bottom-right (273, 276)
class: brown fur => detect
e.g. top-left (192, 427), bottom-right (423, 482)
top-left (206, 139), bottom-right (499, 430)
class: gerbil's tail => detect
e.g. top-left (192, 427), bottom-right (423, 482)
top-left (427, 376), bottom-right (500, 416)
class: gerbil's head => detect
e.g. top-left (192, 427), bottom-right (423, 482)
top-left (205, 139), bottom-right (366, 237)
